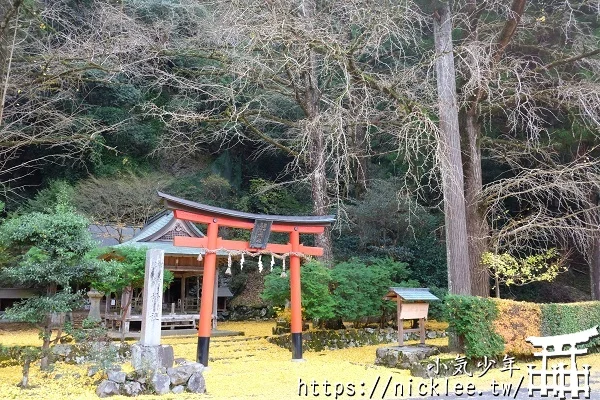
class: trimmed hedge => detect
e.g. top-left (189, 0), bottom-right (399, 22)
top-left (493, 299), bottom-right (541, 356)
top-left (446, 296), bottom-right (600, 358)
top-left (541, 302), bottom-right (600, 350)
top-left (445, 295), bottom-right (505, 359)
top-left (0, 344), bottom-right (40, 366)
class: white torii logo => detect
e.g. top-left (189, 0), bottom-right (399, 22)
top-left (526, 326), bottom-right (598, 399)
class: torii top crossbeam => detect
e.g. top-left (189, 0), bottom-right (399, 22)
top-left (159, 191), bottom-right (336, 226)
top-left (158, 192), bottom-right (335, 365)
top-left (159, 191), bottom-right (335, 256)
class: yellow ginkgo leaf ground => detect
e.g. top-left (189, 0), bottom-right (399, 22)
top-left (1, 320), bottom-right (600, 399)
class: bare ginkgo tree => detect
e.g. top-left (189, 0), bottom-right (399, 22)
top-left (137, 0), bottom-right (439, 265)
top-left (483, 145), bottom-right (600, 298)
top-left (0, 1), bottom-right (158, 198)
top-left (74, 172), bottom-right (173, 243)
top-left (6, 0), bottom-right (596, 298)
top-left (429, 0), bottom-right (600, 295)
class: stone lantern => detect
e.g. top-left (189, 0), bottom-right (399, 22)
top-left (87, 288), bottom-right (104, 322)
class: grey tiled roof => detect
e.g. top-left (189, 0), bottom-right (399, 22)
top-left (217, 286), bottom-right (234, 297)
top-left (115, 212), bottom-right (227, 256)
top-left (386, 287), bottom-right (439, 301)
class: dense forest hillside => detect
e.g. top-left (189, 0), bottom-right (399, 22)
top-left (1, 0), bottom-right (600, 302)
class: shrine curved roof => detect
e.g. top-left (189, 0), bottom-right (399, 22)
top-left (158, 192), bottom-right (336, 225)
top-left (115, 212), bottom-right (227, 256)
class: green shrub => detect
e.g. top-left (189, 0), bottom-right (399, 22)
top-left (445, 295), bottom-right (505, 359)
top-left (0, 345), bottom-right (40, 367)
top-left (261, 260), bottom-right (336, 322)
top-left (331, 257), bottom-right (415, 323)
top-left (541, 302), bottom-right (600, 350)
top-left (229, 271), bottom-right (248, 296)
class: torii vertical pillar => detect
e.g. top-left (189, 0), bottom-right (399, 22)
top-left (290, 229), bottom-right (303, 360)
top-left (197, 221), bottom-right (218, 366)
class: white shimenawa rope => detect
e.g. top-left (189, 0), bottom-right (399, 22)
top-left (196, 248), bottom-right (307, 276)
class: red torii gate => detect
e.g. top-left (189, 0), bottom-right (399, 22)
top-left (159, 192), bottom-right (335, 365)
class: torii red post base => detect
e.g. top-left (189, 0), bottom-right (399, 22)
top-left (289, 230), bottom-right (302, 360)
top-left (158, 192), bottom-right (335, 365)
top-left (197, 221), bottom-right (218, 366)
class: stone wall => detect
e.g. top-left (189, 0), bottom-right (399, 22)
top-left (228, 305), bottom-right (274, 321)
top-left (96, 359), bottom-right (205, 397)
top-left (267, 328), bottom-right (446, 351)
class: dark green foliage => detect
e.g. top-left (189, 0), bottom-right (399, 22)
top-left (540, 302), bottom-right (600, 350)
top-left (331, 258), bottom-right (416, 322)
top-left (86, 82), bottom-right (142, 108)
top-left (445, 295), bottom-right (505, 359)
top-left (110, 120), bottom-right (162, 159)
top-left (0, 199), bottom-right (102, 371)
top-left (237, 178), bottom-right (308, 215)
top-left (346, 181), bottom-right (412, 247)
top-left (0, 203), bottom-right (97, 291)
top-left (427, 286), bottom-right (448, 321)
top-left (261, 269), bottom-right (290, 307)
top-left (298, 262), bottom-right (337, 321)
top-left (229, 271), bottom-right (248, 296)
top-left (3, 291), bottom-right (83, 324)
top-left (90, 246), bottom-right (174, 293)
top-left (21, 181), bottom-right (75, 214)
top-left (261, 261), bottom-right (336, 321)
top-left (0, 344), bottom-right (40, 367)
top-left (404, 238), bottom-right (447, 288)
top-left (262, 257), bottom-right (417, 323)
top-left (166, 168), bottom-right (238, 209)
top-left (200, 174), bottom-right (235, 204)
top-left (210, 151), bottom-right (243, 190)
top-left (342, 181), bottom-right (447, 289)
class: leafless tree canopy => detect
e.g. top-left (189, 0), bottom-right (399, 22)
top-left (2, 0), bottom-right (600, 294)
top-left (0, 1), bottom-right (161, 196)
top-left (451, 0), bottom-right (600, 248)
top-left (74, 172), bottom-right (173, 228)
top-left (138, 1), bottom-right (440, 208)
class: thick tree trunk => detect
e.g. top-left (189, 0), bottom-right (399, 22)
top-left (590, 238), bottom-right (600, 300)
top-left (40, 322), bottom-right (51, 371)
top-left (588, 190), bottom-right (600, 300)
top-left (304, 68), bottom-right (333, 264)
top-left (301, 0), bottom-right (333, 265)
top-left (348, 93), bottom-right (369, 199)
top-left (461, 110), bottom-right (490, 296)
top-left (433, 3), bottom-right (471, 295)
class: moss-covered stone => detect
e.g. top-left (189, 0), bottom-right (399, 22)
top-left (375, 346), bottom-right (439, 369)
top-left (267, 328), bottom-right (447, 351)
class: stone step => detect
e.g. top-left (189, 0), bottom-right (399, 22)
top-left (375, 345), bottom-right (440, 370)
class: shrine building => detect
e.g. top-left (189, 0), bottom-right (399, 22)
top-left (102, 211), bottom-right (233, 333)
